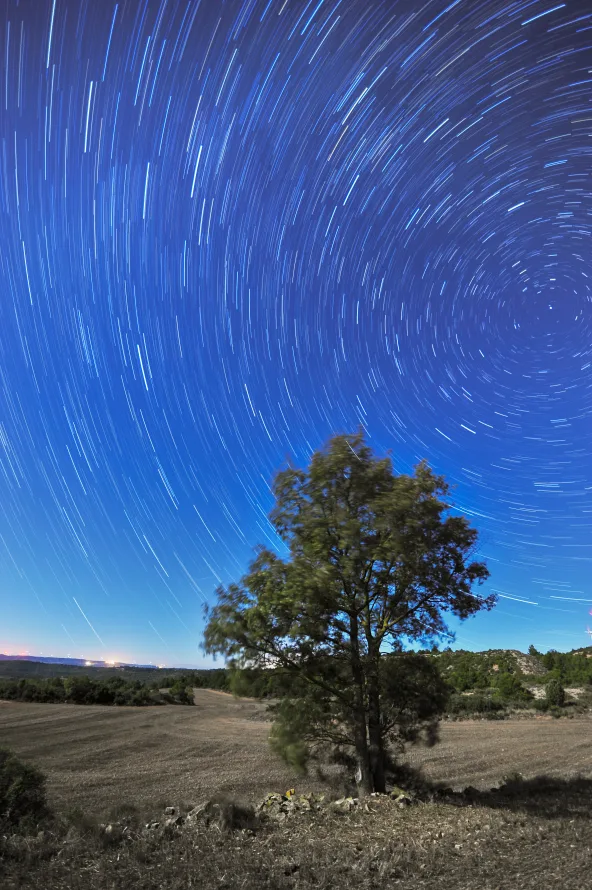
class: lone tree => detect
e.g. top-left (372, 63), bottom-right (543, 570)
top-left (203, 431), bottom-right (494, 794)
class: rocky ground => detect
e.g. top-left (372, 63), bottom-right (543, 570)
top-left (3, 777), bottom-right (592, 889)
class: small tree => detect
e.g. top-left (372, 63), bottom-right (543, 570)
top-left (495, 673), bottom-right (532, 702)
top-left (545, 678), bottom-right (565, 707)
top-left (203, 431), bottom-right (494, 794)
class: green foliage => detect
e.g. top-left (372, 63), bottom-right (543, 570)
top-left (379, 653), bottom-right (450, 747)
top-left (168, 682), bottom-right (194, 705)
top-left (269, 697), bottom-right (317, 772)
top-left (545, 678), bottom-right (566, 707)
top-left (229, 667), bottom-right (271, 698)
top-left (540, 650), bottom-right (592, 686)
top-left (434, 649), bottom-right (535, 697)
top-left (441, 652), bottom-right (491, 692)
top-left (228, 666), bottom-right (294, 698)
top-left (0, 748), bottom-right (48, 827)
top-left (269, 653), bottom-right (450, 776)
top-left (0, 675), bottom-right (191, 706)
top-left (0, 660), bottom-right (233, 694)
top-left (494, 673), bottom-right (533, 702)
top-left (157, 669), bottom-right (230, 692)
top-left (204, 430), bottom-right (493, 793)
top-left (446, 693), bottom-right (505, 716)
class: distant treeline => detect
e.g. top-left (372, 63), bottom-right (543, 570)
top-left (0, 675), bottom-right (194, 706)
top-left (0, 661), bottom-right (175, 683)
top-left (3, 647), bottom-right (592, 713)
top-left (154, 668), bottom-right (286, 698)
top-left (154, 669), bottom-right (231, 692)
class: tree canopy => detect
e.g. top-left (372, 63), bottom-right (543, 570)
top-left (203, 430), bottom-right (494, 794)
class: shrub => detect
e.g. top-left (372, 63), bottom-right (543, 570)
top-left (446, 693), bottom-right (505, 716)
top-left (0, 675), bottom-right (185, 707)
top-left (169, 682), bottom-right (194, 705)
top-left (545, 679), bottom-right (566, 707)
top-left (0, 748), bottom-right (48, 828)
top-left (494, 673), bottom-right (533, 702)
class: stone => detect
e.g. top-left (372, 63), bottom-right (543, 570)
top-left (186, 802), bottom-right (212, 822)
top-left (164, 806), bottom-right (176, 816)
top-left (329, 796), bottom-right (359, 812)
top-left (256, 790), bottom-right (327, 821)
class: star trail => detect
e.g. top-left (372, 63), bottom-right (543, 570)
top-left (1, 0), bottom-right (592, 665)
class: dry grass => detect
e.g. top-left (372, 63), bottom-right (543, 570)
top-left (1, 691), bottom-right (591, 819)
top-left (2, 782), bottom-right (592, 890)
top-left (2, 692), bottom-right (592, 889)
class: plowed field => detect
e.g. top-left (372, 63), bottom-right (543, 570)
top-left (1, 690), bottom-right (590, 816)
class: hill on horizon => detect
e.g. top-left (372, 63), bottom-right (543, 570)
top-left (3, 645), bottom-right (592, 673)
top-left (0, 654), bottom-right (158, 669)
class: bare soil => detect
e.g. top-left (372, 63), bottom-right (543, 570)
top-left (406, 717), bottom-right (592, 789)
top-left (1, 690), bottom-right (592, 819)
top-left (0, 690), bottom-right (301, 816)
top-left (3, 692), bottom-right (592, 889)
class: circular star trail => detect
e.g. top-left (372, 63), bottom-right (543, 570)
top-left (1, 0), bottom-right (592, 663)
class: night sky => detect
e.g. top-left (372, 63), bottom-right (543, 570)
top-left (1, 0), bottom-right (591, 666)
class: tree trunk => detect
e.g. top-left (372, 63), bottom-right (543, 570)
top-left (367, 679), bottom-right (387, 794)
top-left (364, 604), bottom-right (386, 793)
top-left (349, 612), bottom-right (373, 795)
top-left (353, 717), bottom-right (373, 795)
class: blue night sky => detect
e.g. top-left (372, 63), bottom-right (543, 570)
top-left (1, 0), bottom-right (592, 667)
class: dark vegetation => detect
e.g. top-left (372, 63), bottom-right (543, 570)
top-left (0, 659), bottom-right (230, 687)
top-left (204, 430), bottom-right (493, 795)
top-left (227, 646), bottom-right (591, 719)
top-left (0, 748), bottom-right (49, 831)
top-left (2, 648), bottom-right (591, 718)
top-left (0, 675), bottom-right (194, 706)
top-left (431, 646), bottom-right (592, 718)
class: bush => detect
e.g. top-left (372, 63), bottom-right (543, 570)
top-left (446, 693), bottom-right (505, 716)
top-left (546, 679), bottom-right (566, 707)
top-left (0, 748), bottom-right (48, 828)
top-left (494, 673), bottom-right (533, 702)
top-left (168, 682), bottom-right (195, 705)
top-left (0, 676), bottom-right (179, 707)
